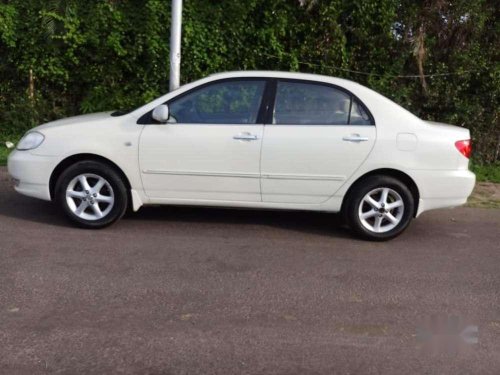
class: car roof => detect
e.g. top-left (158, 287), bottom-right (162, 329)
top-left (208, 70), bottom-right (357, 87)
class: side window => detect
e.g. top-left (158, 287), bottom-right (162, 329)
top-left (273, 81), bottom-right (351, 125)
top-left (168, 80), bottom-right (266, 124)
top-left (349, 98), bottom-right (373, 125)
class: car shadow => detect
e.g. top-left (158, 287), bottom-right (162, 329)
top-left (0, 193), bottom-right (71, 228)
top-left (0, 185), bottom-right (352, 238)
top-left (124, 205), bottom-right (353, 239)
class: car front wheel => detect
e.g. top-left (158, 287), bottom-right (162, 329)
top-left (55, 161), bottom-right (128, 228)
top-left (346, 175), bottom-right (415, 240)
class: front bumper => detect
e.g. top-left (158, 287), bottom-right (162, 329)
top-left (7, 149), bottom-right (58, 201)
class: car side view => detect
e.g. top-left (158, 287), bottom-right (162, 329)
top-left (7, 71), bottom-right (475, 240)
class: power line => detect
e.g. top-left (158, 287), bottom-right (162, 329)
top-left (261, 52), bottom-right (481, 79)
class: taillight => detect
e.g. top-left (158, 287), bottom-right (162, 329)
top-left (455, 139), bottom-right (472, 159)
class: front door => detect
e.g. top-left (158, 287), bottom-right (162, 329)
top-left (261, 79), bottom-right (376, 204)
top-left (139, 79), bottom-right (267, 201)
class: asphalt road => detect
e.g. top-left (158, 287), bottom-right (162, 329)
top-left (1, 167), bottom-right (500, 375)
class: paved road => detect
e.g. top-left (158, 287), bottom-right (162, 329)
top-left (1, 167), bottom-right (499, 374)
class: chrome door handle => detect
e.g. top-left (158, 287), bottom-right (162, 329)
top-left (233, 132), bottom-right (258, 141)
top-left (342, 134), bottom-right (369, 142)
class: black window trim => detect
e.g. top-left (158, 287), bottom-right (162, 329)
top-left (265, 78), bottom-right (376, 126)
top-left (137, 77), bottom-right (273, 125)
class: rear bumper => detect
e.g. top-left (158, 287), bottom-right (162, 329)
top-left (7, 149), bottom-right (58, 201)
top-left (413, 169), bottom-right (476, 216)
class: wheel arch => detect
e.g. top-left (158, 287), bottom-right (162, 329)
top-left (49, 153), bottom-right (132, 200)
top-left (341, 168), bottom-right (420, 217)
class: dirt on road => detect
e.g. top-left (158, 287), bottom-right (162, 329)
top-left (1, 168), bottom-right (499, 374)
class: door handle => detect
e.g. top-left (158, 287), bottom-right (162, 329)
top-left (342, 134), bottom-right (369, 142)
top-left (233, 132), bottom-right (258, 141)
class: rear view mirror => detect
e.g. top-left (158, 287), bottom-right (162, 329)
top-left (152, 104), bottom-right (170, 123)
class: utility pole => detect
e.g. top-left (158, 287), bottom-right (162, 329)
top-left (169, 0), bottom-right (183, 92)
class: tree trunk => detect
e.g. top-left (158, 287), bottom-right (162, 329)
top-left (415, 24), bottom-right (428, 95)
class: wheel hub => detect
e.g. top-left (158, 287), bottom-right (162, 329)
top-left (84, 191), bottom-right (96, 204)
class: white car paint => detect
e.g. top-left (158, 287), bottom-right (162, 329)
top-left (140, 123), bottom-right (264, 201)
top-left (7, 71), bottom-right (475, 218)
top-left (260, 125), bottom-right (376, 204)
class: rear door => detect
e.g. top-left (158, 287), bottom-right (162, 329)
top-left (260, 79), bottom-right (376, 204)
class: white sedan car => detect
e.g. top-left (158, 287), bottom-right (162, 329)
top-left (8, 71), bottom-right (475, 240)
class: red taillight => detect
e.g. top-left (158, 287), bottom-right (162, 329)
top-left (455, 139), bottom-right (472, 159)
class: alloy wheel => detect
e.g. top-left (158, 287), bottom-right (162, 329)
top-left (65, 173), bottom-right (115, 221)
top-left (358, 187), bottom-right (405, 233)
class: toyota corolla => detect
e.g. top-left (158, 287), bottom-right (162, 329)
top-left (7, 71), bottom-right (475, 240)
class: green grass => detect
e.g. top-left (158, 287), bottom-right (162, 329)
top-left (1, 134), bottom-right (20, 165)
top-left (0, 146), bottom-right (11, 166)
top-left (471, 163), bottom-right (500, 183)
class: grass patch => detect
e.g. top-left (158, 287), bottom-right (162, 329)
top-left (470, 163), bottom-right (500, 183)
top-left (0, 146), bottom-right (12, 166)
top-left (0, 135), bottom-right (21, 166)
top-left (467, 182), bottom-right (500, 209)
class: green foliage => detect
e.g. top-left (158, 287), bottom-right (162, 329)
top-left (471, 162), bottom-right (500, 183)
top-left (0, 4), bottom-right (17, 47)
top-left (0, 0), bottom-right (498, 163)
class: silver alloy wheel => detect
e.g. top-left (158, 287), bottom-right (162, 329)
top-left (65, 173), bottom-right (114, 221)
top-left (358, 187), bottom-right (405, 233)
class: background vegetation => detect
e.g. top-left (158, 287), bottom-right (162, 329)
top-left (0, 0), bottom-right (498, 167)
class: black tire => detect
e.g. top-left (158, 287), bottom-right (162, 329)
top-left (345, 175), bottom-right (414, 241)
top-left (55, 160), bottom-right (128, 229)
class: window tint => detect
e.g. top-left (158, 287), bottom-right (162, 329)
top-left (168, 80), bottom-right (265, 124)
top-left (349, 99), bottom-right (373, 125)
top-left (273, 81), bottom-right (351, 125)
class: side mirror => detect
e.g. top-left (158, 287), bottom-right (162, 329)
top-left (152, 104), bottom-right (170, 123)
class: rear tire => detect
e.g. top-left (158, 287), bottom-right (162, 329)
top-left (346, 175), bottom-right (414, 241)
top-left (55, 160), bottom-right (128, 228)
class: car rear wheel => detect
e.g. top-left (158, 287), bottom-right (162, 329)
top-left (55, 161), bottom-right (128, 228)
top-left (346, 175), bottom-right (414, 240)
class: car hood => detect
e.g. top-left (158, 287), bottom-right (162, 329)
top-left (34, 112), bottom-right (115, 131)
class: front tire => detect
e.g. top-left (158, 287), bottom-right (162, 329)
top-left (346, 175), bottom-right (414, 241)
top-left (55, 161), bottom-right (128, 228)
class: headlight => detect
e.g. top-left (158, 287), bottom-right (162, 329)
top-left (16, 131), bottom-right (45, 151)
